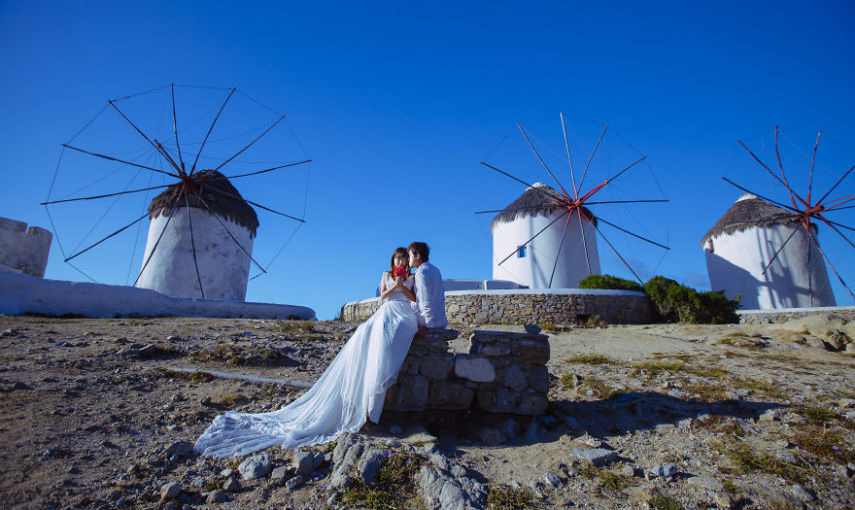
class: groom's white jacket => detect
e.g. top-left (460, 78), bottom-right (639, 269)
top-left (412, 261), bottom-right (448, 329)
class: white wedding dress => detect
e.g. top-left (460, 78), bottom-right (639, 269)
top-left (195, 274), bottom-right (418, 458)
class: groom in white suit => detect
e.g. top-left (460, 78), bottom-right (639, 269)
top-left (408, 242), bottom-right (448, 335)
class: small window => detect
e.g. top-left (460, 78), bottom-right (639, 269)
top-left (517, 246), bottom-right (526, 258)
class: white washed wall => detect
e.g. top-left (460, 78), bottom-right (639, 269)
top-left (137, 208), bottom-right (254, 301)
top-left (492, 210), bottom-right (600, 289)
top-left (705, 224), bottom-right (835, 309)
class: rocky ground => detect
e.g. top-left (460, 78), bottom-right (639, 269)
top-left (1, 314), bottom-right (854, 509)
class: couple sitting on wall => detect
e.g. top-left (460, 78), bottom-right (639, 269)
top-left (195, 242), bottom-right (447, 457)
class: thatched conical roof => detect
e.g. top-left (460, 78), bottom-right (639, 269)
top-left (491, 183), bottom-right (596, 231)
top-left (700, 194), bottom-right (805, 246)
top-left (148, 170), bottom-right (259, 236)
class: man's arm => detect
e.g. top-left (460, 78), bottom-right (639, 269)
top-left (415, 268), bottom-right (434, 327)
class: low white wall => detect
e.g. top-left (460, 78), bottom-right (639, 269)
top-left (0, 217), bottom-right (52, 278)
top-left (0, 271), bottom-right (315, 320)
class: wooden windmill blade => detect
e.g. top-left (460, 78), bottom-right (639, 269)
top-left (479, 114), bottom-right (669, 289)
top-left (719, 126), bottom-right (855, 306)
top-left (43, 84), bottom-right (311, 296)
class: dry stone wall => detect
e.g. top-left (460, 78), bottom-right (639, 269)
top-left (383, 328), bottom-right (550, 415)
top-left (738, 306), bottom-right (855, 325)
top-left (341, 290), bottom-right (652, 325)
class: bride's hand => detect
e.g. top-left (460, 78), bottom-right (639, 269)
top-left (394, 276), bottom-right (405, 287)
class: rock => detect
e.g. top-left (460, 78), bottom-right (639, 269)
top-left (523, 324), bottom-right (542, 334)
top-left (802, 335), bottom-right (828, 350)
top-left (293, 450), bottom-right (314, 476)
top-left (759, 409), bottom-right (781, 422)
top-left (846, 343), bottom-right (855, 354)
top-left (166, 335), bottom-right (181, 342)
top-left (528, 365), bottom-right (550, 393)
top-left (420, 353), bottom-right (454, 379)
top-left (429, 453), bottom-right (451, 472)
top-left (524, 420), bottom-right (541, 442)
top-left (479, 344), bottom-right (510, 356)
top-left (686, 476), bottom-right (723, 491)
top-left (206, 490), bottom-right (229, 504)
top-left (544, 471), bottom-right (563, 488)
top-left (454, 355), bottom-right (496, 383)
top-left (476, 427), bottom-right (506, 446)
top-left (417, 466), bottom-right (445, 509)
top-left (561, 414), bottom-right (581, 430)
top-left (826, 329), bottom-right (850, 351)
top-left (429, 380), bottom-right (475, 408)
top-left (270, 466), bottom-right (290, 483)
top-left (286, 475), bottom-right (305, 491)
top-left (358, 448), bottom-right (386, 484)
top-left (199, 396), bottom-right (211, 406)
top-left (476, 389), bottom-right (516, 413)
top-left (775, 451), bottom-right (797, 464)
top-left (312, 451), bottom-right (325, 469)
top-left (239, 453), bottom-right (271, 480)
top-left (329, 441), bottom-right (363, 490)
top-left (425, 328), bottom-right (459, 341)
top-left (163, 441), bottom-right (194, 459)
top-left (160, 482), bottom-right (181, 500)
top-left (620, 464), bottom-right (635, 478)
top-left (649, 463), bottom-right (678, 479)
top-left (1, 328), bottom-right (16, 337)
top-left (439, 481), bottom-right (466, 510)
top-left (517, 393), bottom-right (549, 415)
top-left (714, 493), bottom-right (733, 509)
top-left (568, 448), bottom-right (618, 466)
top-left (138, 344), bottom-right (158, 357)
top-left (677, 418), bottom-right (692, 430)
top-left (450, 464), bottom-right (467, 478)
top-left (789, 484), bottom-right (815, 502)
top-left (331, 433), bottom-right (355, 465)
top-left (513, 338), bottom-right (550, 364)
top-left (222, 477), bottom-right (241, 492)
top-left (502, 365), bottom-right (527, 391)
top-left (498, 417), bottom-right (519, 439)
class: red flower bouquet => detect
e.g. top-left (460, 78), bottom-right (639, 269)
top-left (392, 266), bottom-right (408, 278)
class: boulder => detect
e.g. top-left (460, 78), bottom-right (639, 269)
top-left (238, 453), bottom-right (271, 480)
top-left (454, 355), bottom-right (495, 383)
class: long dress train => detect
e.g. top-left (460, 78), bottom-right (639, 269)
top-left (194, 275), bottom-right (417, 458)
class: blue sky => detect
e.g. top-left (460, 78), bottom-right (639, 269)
top-left (2, 1), bottom-right (854, 319)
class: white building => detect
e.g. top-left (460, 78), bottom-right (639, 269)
top-left (0, 217), bottom-right (52, 278)
top-left (491, 183), bottom-right (600, 289)
top-left (702, 194), bottom-right (835, 309)
top-left (136, 170), bottom-right (258, 301)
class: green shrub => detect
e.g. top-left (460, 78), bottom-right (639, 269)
top-left (578, 274), bottom-right (643, 292)
top-left (643, 276), bottom-right (739, 324)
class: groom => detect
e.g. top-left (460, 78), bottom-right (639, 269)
top-left (408, 242), bottom-right (447, 335)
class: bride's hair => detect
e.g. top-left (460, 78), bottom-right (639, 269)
top-left (389, 247), bottom-right (410, 276)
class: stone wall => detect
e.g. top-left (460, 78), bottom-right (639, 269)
top-left (341, 289), bottom-right (652, 325)
top-left (738, 306), bottom-right (855, 325)
top-left (0, 217), bottom-right (52, 278)
top-left (383, 328), bottom-right (550, 415)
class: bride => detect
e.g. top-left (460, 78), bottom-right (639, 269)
top-left (194, 247), bottom-right (418, 458)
